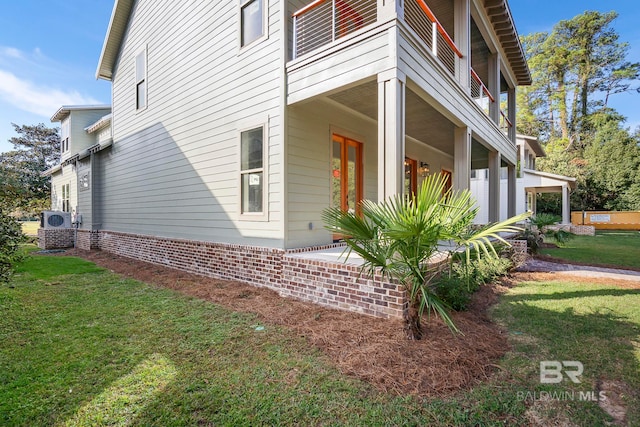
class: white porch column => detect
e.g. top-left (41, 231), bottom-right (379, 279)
top-left (531, 191), bottom-right (537, 215)
top-left (507, 163), bottom-right (516, 217)
top-left (453, 126), bottom-right (471, 192)
top-left (519, 140), bottom-right (526, 177)
top-left (488, 151), bottom-right (501, 222)
top-left (562, 184), bottom-right (571, 224)
top-left (378, 71), bottom-right (406, 201)
top-left (488, 53), bottom-right (500, 124)
top-left (454, 0), bottom-right (470, 94)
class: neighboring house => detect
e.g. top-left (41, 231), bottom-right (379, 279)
top-left (470, 134), bottom-right (576, 224)
top-left (43, 105), bottom-right (112, 217)
top-left (41, 0), bottom-right (530, 319)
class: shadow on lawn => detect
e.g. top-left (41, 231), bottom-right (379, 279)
top-left (494, 288), bottom-right (640, 425)
top-left (503, 288), bottom-right (640, 302)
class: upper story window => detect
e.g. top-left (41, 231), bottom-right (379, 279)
top-left (135, 48), bottom-right (147, 110)
top-left (61, 119), bottom-right (70, 153)
top-left (240, 0), bottom-right (264, 47)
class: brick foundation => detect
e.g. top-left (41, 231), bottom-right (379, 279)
top-left (37, 228), bottom-right (75, 249)
top-left (94, 230), bottom-right (404, 319)
top-left (281, 256), bottom-right (404, 318)
top-left (570, 225), bottom-right (596, 236)
top-left (58, 231), bottom-right (527, 320)
top-left (76, 230), bottom-right (101, 250)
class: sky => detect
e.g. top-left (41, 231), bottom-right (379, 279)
top-left (0, 1), bottom-right (638, 154)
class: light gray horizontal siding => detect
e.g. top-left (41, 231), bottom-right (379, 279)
top-left (286, 100), bottom-right (378, 249)
top-left (287, 28), bottom-right (391, 104)
top-left (76, 159), bottom-right (92, 230)
top-left (102, 0), bottom-right (283, 247)
top-left (398, 27), bottom-right (516, 163)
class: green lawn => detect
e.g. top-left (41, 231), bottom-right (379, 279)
top-left (491, 279), bottom-right (640, 426)
top-left (540, 230), bottom-right (640, 269)
top-left (1, 249), bottom-right (638, 425)
top-left (20, 220), bottom-right (40, 236)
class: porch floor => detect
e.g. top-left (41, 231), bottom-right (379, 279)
top-left (286, 244), bottom-right (453, 266)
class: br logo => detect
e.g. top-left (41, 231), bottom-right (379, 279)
top-left (540, 361), bottom-right (583, 384)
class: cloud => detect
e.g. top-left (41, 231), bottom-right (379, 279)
top-left (0, 69), bottom-right (100, 118)
top-left (0, 46), bottom-right (24, 59)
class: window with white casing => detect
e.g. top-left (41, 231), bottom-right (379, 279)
top-left (240, 0), bottom-right (264, 47)
top-left (240, 124), bottom-right (267, 218)
top-left (135, 48), bottom-right (147, 110)
top-left (61, 119), bottom-right (70, 153)
top-left (62, 183), bottom-right (70, 212)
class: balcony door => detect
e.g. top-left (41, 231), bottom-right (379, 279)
top-left (331, 134), bottom-right (363, 215)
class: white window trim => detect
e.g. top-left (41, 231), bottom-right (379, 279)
top-left (238, 0), bottom-right (268, 53)
top-left (238, 118), bottom-right (269, 221)
top-left (61, 119), bottom-right (70, 153)
top-left (135, 45), bottom-right (148, 112)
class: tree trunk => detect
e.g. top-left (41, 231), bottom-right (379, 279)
top-left (403, 299), bottom-right (423, 340)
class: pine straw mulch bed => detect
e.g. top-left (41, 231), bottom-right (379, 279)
top-left (54, 249), bottom-right (515, 398)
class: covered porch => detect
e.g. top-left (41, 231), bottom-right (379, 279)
top-left (522, 169), bottom-right (576, 224)
top-left (285, 72), bottom-right (518, 248)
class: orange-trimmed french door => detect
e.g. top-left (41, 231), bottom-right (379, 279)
top-left (331, 134), bottom-right (363, 215)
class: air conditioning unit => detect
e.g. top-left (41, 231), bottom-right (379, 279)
top-left (43, 211), bottom-right (72, 229)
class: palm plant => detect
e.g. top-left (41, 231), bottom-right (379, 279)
top-left (322, 173), bottom-right (529, 340)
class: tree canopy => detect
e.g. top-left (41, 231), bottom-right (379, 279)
top-left (517, 10), bottom-right (640, 212)
top-left (0, 123), bottom-right (60, 215)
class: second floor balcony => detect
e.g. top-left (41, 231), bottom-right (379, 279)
top-left (289, 0), bottom-right (529, 139)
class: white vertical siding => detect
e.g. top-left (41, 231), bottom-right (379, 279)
top-left (101, 0), bottom-right (283, 246)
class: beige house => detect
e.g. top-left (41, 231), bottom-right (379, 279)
top-left (41, 0), bottom-right (531, 319)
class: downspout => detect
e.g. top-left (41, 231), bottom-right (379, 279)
top-left (90, 150), bottom-right (96, 246)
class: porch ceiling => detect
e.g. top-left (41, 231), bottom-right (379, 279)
top-left (327, 82), bottom-right (456, 156)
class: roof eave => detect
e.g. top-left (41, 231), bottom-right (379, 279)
top-left (96, 0), bottom-right (134, 81)
top-left (484, 0), bottom-right (532, 86)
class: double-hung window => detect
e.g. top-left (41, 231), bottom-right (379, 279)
top-left (135, 48), bottom-right (147, 110)
top-left (240, 125), bottom-right (266, 216)
top-left (240, 0), bottom-right (264, 47)
top-left (62, 184), bottom-right (70, 212)
top-left (61, 119), bottom-right (70, 153)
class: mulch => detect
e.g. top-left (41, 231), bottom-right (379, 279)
top-left (51, 248), bottom-right (515, 398)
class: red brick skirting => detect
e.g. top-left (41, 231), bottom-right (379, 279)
top-left (94, 230), bottom-right (404, 319)
top-left (39, 229), bottom-right (526, 320)
top-left (38, 228), bottom-right (75, 249)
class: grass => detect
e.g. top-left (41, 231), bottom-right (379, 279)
top-left (20, 220), bottom-right (39, 236)
top-left (540, 230), bottom-right (640, 269)
top-left (491, 279), bottom-right (640, 426)
top-left (1, 248), bottom-right (638, 425)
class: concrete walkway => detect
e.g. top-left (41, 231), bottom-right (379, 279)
top-left (517, 258), bottom-right (640, 282)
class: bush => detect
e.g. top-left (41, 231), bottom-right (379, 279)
top-left (434, 256), bottom-right (512, 311)
top-left (518, 214), bottom-right (574, 254)
top-left (0, 210), bottom-right (26, 284)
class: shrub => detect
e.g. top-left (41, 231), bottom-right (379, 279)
top-left (434, 255), bottom-right (512, 311)
top-left (0, 210), bottom-right (26, 284)
top-left (518, 214), bottom-right (574, 254)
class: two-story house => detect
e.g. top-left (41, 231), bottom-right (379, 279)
top-left (44, 105), bottom-right (112, 216)
top-left (42, 0), bottom-right (530, 319)
top-left (470, 134), bottom-right (576, 224)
